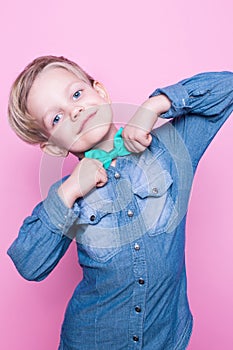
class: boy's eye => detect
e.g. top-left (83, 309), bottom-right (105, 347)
top-left (53, 114), bottom-right (62, 125)
top-left (73, 90), bottom-right (82, 100)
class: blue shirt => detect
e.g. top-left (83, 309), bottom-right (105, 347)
top-left (7, 72), bottom-right (233, 350)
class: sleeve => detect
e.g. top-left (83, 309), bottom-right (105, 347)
top-left (7, 178), bottom-right (80, 282)
top-left (149, 72), bottom-right (233, 168)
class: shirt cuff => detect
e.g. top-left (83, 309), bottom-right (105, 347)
top-left (149, 82), bottom-right (191, 118)
top-left (42, 179), bottom-right (80, 234)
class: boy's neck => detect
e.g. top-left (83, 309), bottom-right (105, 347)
top-left (91, 123), bottom-right (118, 152)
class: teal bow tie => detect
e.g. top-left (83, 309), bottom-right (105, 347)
top-left (84, 127), bottom-right (131, 169)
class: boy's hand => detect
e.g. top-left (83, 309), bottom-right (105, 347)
top-left (122, 94), bottom-right (171, 153)
top-left (58, 158), bottom-right (108, 208)
top-left (122, 107), bottom-right (156, 153)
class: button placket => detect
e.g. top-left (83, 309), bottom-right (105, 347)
top-left (135, 306), bottom-right (141, 313)
top-left (129, 239), bottom-right (147, 347)
top-left (138, 278), bottom-right (145, 285)
top-left (127, 209), bottom-right (134, 217)
top-left (114, 172), bottom-right (121, 179)
top-left (133, 335), bottom-right (139, 342)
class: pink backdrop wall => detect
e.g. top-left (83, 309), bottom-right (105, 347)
top-left (1, 0), bottom-right (232, 349)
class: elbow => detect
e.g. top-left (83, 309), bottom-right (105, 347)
top-left (7, 248), bottom-right (49, 282)
top-left (16, 267), bottom-right (47, 282)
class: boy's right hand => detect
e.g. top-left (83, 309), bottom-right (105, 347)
top-left (58, 158), bottom-right (108, 208)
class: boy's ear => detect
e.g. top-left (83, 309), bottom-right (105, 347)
top-left (40, 141), bottom-right (68, 157)
top-left (93, 81), bottom-right (111, 102)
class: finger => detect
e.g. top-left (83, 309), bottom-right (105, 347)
top-left (124, 139), bottom-right (147, 153)
top-left (135, 133), bottom-right (152, 147)
top-left (96, 175), bottom-right (108, 187)
top-left (96, 168), bottom-right (108, 182)
top-left (96, 182), bottom-right (106, 187)
top-left (136, 133), bottom-right (152, 150)
top-left (123, 139), bottom-right (138, 153)
top-left (123, 129), bottom-right (151, 149)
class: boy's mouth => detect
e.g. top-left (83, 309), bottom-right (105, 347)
top-left (78, 110), bottom-right (97, 133)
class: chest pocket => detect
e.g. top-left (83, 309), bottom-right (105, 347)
top-left (132, 166), bottom-right (178, 236)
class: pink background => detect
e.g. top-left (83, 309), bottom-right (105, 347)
top-left (1, 0), bottom-right (232, 349)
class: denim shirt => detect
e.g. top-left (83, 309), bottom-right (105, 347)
top-left (7, 72), bottom-right (233, 350)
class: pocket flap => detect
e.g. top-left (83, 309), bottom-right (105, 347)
top-left (133, 170), bottom-right (173, 199)
top-left (77, 199), bottom-right (114, 225)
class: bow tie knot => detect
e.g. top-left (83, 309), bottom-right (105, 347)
top-left (84, 127), bottom-right (131, 169)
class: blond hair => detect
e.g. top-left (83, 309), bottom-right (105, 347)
top-left (8, 55), bottom-right (94, 144)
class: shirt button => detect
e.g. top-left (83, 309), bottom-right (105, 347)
top-left (138, 278), bottom-right (145, 285)
top-left (58, 224), bottom-right (63, 228)
top-left (127, 209), bottom-right (134, 217)
top-left (134, 243), bottom-right (140, 251)
top-left (152, 187), bottom-right (158, 194)
top-left (133, 335), bottom-right (139, 342)
top-left (135, 306), bottom-right (141, 313)
top-left (90, 215), bottom-right (96, 222)
top-left (114, 172), bottom-right (121, 179)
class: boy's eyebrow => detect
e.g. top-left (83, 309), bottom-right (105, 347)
top-left (61, 80), bottom-right (85, 102)
top-left (67, 80), bottom-right (86, 92)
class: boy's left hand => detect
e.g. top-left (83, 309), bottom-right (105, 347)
top-left (122, 106), bottom-right (157, 153)
top-left (122, 94), bottom-right (171, 153)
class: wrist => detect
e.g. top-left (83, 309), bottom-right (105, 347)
top-left (58, 177), bottom-right (81, 208)
top-left (143, 94), bottom-right (171, 116)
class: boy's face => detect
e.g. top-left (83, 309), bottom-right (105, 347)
top-left (27, 67), bottom-right (113, 157)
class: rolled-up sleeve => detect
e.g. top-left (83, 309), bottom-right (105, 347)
top-left (150, 71), bottom-right (233, 119)
top-left (150, 72), bottom-right (233, 168)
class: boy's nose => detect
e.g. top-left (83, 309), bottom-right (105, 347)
top-left (70, 106), bottom-right (84, 121)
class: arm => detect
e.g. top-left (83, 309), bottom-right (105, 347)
top-left (152, 71), bottom-right (233, 168)
top-left (150, 71), bottom-right (233, 119)
top-left (7, 158), bottom-right (108, 281)
top-left (122, 94), bottom-right (171, 153)
top-left (7, 181), bottom-right (77, 282)
top-left (123, 71), bottom-right (233, 164)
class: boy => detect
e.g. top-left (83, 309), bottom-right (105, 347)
top-left (8, 55), bottom-right (233, 349)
